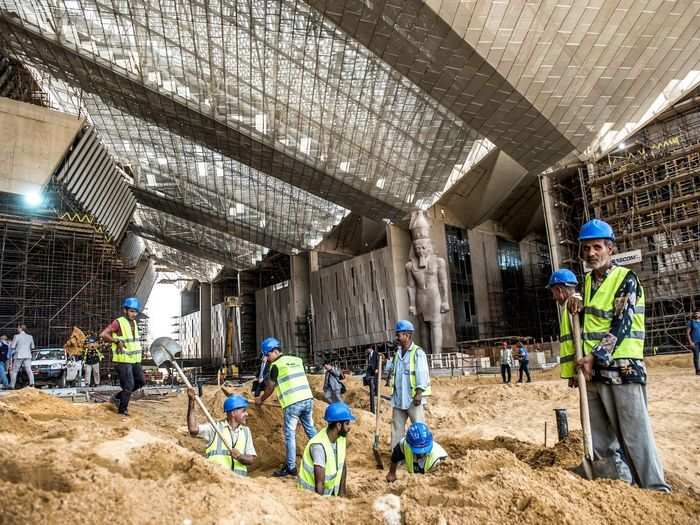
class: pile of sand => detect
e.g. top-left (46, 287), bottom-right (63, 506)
top-left (0, 356), bottom-right (699, 524)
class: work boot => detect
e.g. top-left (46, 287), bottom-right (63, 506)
top-left (118, 410), bottom-right (129, 417)
top-left (272, 465), bottom-right (298, 477)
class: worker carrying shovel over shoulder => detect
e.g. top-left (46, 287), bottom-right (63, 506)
top-left (298, 402), bottom-right (355, 496)
top-left (553, 218), bottom-right (670, 492)
top-left (186, 389), bottom-right (257, 475)
top-left (386, 422), bottom-right (447, 482)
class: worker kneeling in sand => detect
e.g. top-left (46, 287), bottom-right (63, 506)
top-left (386, 422), bottom-right (447, 482)
top-left (187, 388), bottom-right (256, 475)
top-left (298, 402), bottom-right (354, 496)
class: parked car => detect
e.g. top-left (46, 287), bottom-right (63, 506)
top-left (30, 347), bottom-right (82, 388)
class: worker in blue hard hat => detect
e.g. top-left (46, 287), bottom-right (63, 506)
top-left (386, 422), bottom-right (447, 482)
top-left (564, 218), bottom-right (669, 492)
top-left (100, 297), bottom-right (145, 416)
top-left (255, 336), bottom-right (316, 477)
top-left (547, 268), bottom-right (582, 386)
top-left (82, 334), bottom-right (104, 387)
top-left (298, 402), bottom-right (355, 496)
top-left (186, 389), bottom-right (256, 476)
top-left (389, 319), bottom-right (430, 449)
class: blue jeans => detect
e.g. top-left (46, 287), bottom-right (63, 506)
top-left (0, 362), bottom-right (8, 386)
top-left (283, 398), bottom-right (316, 470)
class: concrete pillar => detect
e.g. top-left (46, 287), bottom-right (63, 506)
top-left (200, 282), bottom-right (212, 363)
top-left (290, 253), bottom-right (311, 359)
top-left (540, 174), bottom-right (563, 271)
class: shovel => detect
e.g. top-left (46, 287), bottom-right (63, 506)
top-left (150, 337), bottom-right (238, 456)
top-left (569, 309), bottom-right (595, 480)
top-left (373, 355), bottom-right (384, 469)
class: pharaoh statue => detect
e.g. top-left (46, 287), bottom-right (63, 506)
top-left (405, 210), bottom-right (450, 354)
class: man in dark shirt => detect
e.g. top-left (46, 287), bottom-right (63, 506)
top-left (0, 335), bottom-right (10, 388)
top-left (685, 310), bottom-right (700, 375)
top-left (365, 346), bottom-right (379, 413)
top-left (82, 335), bottom-right (104, 387)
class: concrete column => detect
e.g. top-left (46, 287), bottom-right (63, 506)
top-left (290, 253), bottom-right (311, 359)
top-left (539, 174), bottom-right (563, 271)
top-left (200, 282), bottom-right (212, 363)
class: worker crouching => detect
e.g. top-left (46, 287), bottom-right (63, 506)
top-left (386, 422), bottom-right (447, 482)
top-left (299, 402), bottom-right (354, 496)
top-left (187, 389), bottom-right (257, 475)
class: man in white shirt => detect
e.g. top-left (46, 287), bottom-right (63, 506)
top-left (10, 324), bottom-right (35, 389)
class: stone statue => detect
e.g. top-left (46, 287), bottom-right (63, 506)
top-left (405, 211), bottom-right (450, 354)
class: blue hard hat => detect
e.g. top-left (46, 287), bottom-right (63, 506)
top-left (122, 296), bottom-right (141, 312)
top-left (395, 320), bottom-right (415, 332)
top-left (406, 422), bottom-right (433, 454)
top-left (223, 394), bottom-right (248, 413)
top-left (547, 269), bottom-right (578, 288)
top-left (324, 402), bottom-right (356, 423)
top-left (260, 337), bottom-right (281, 355)
top-left (578, 219), bottom-right (615, 241)
top-left (85, 335), bottom-right (98, 344)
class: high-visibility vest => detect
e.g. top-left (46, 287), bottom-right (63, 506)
top-left (298, 427), bottom-right (346, 496)
top-left (558, 307), bottom-right (576, 379)
top-left (111, 316), bottom-right (142, 364)
top-left (583, 266), bottom-right (645, 359)
top-left (400, 438), bottom-right (448, 474)
top-left (204, 421), bottom-right (250, 476)
top-left (390, 343), bottom-right (432, 397)
top-left (273, 355), bottom-right (313, 409)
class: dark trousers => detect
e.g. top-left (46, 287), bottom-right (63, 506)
top-left (518, 360), bottom-right (531, 382)
top-left (500, 364), bottom-right (511, 383)
top-left (694, 343), bottom-right (700, 373)
top-left (368, 376), bottom-right (377, 413)
top-left (115, 363), bottom-right (145, 413)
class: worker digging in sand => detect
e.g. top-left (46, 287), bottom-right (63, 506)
top-left (566, 218), bottom-right (670, 492)
top-left (298, 402), bottom-right (354, 496)
top-left (100, 297), bottom-right (145, 416)
top-left (186, 388), bottom-right (256, 475)
top-left (386, 422), bottom-right (447, 482)
top-left (255, 337), bottom-right (316, 477)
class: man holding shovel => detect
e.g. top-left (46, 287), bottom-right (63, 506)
top-left (187, 389), bottom-right (256, 476)
top-left (565, 219), bottom-right (670, 492)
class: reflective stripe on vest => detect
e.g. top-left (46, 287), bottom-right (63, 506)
top-left (204, 421), bottom-right (249, 476)
top-left (401, 439), bottom-right (448, 474)
top-left (583, 266), bottom-right (645, 360)
top-left (273, 355), bottom-right (313, 409)
top-left (112, 316), bottom-right (142, 364)
top-left (559, 307), bottom-right (575, 379)
top-left (390, 343), bottom-right (432, 397)
top-left (298, 427), bottom-right (346, 496)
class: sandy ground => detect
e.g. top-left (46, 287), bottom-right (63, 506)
top-left (0, 354), bottom-right (698, 524)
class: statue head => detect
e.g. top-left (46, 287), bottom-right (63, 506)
top-left (413, 238), bottom-right (433, 258)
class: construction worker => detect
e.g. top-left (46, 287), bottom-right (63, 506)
top-left (499, 341), bottom-right (513, 384)
top-left (547, 268), bottom-right (580, 386)
top-left (82, 335), bottom-right (104, 387)
top-left (515, 341), bottom-right (531, 383)
top-left (389, 320), bottom-right (430, 449)
top-left (298, 402), bottom-right (354, 496)
top-left (100, 297), bottom-right (145, 416)
top-left (386, 422), bottom-right (447, 482)
top-left (186, 389), bottom-right (256, 475)
top-left (568, 218), bottom-right (670, 492)
top-left (255, 337), bottom-right (316, 477)
top-left (685, 310), bottom-right (700, 375)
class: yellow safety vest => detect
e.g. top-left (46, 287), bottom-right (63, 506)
top-left (273, 355), bottom-right (313, 409)
top-left (558, 307), bottom-right (575, 379)
top-left (298, 427), bottom-right (346, 496)
top-left (111, 316), bottom-right (142, 364)
top-left (401, 438), bottom-right (448, 474)
top-left (390, 343), bottom-right (432, 397)
top-left (583, 266), bottom-right (645, 359)
top-left (204, 421), bottom-right (250, 476)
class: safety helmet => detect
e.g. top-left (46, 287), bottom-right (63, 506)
top-left (324, 402), bottom-right (356, 423)
top-left (547, 269), bottom-right (578, 288)
top-left (406, 422), bottom-right (433, 454)
top-left (394, 320), bottom-right (415, 333)
top-left (122, 297), bottom-right (141, 313)
top-left (85, 335), bottom-right (98, 344)
top-left (260, 337), bottom-right (281, 356)
top-left (578, 219), bottom-right (614, 241)
top-left (223, 394), bottom-right (249, 413)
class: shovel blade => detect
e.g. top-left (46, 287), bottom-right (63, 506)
top-left (150, 337), bottom-right (182, 367)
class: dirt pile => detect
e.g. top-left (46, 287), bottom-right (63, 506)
top-left (0, 359), bottom-right (698, 524)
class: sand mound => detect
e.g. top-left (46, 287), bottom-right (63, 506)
top-left (1, 360), bottom-right (698, 524)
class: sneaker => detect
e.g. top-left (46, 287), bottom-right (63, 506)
top-left (272, 465), bottom-right (298, 477)
top-left (118, 410), bottom-right (129, 417)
